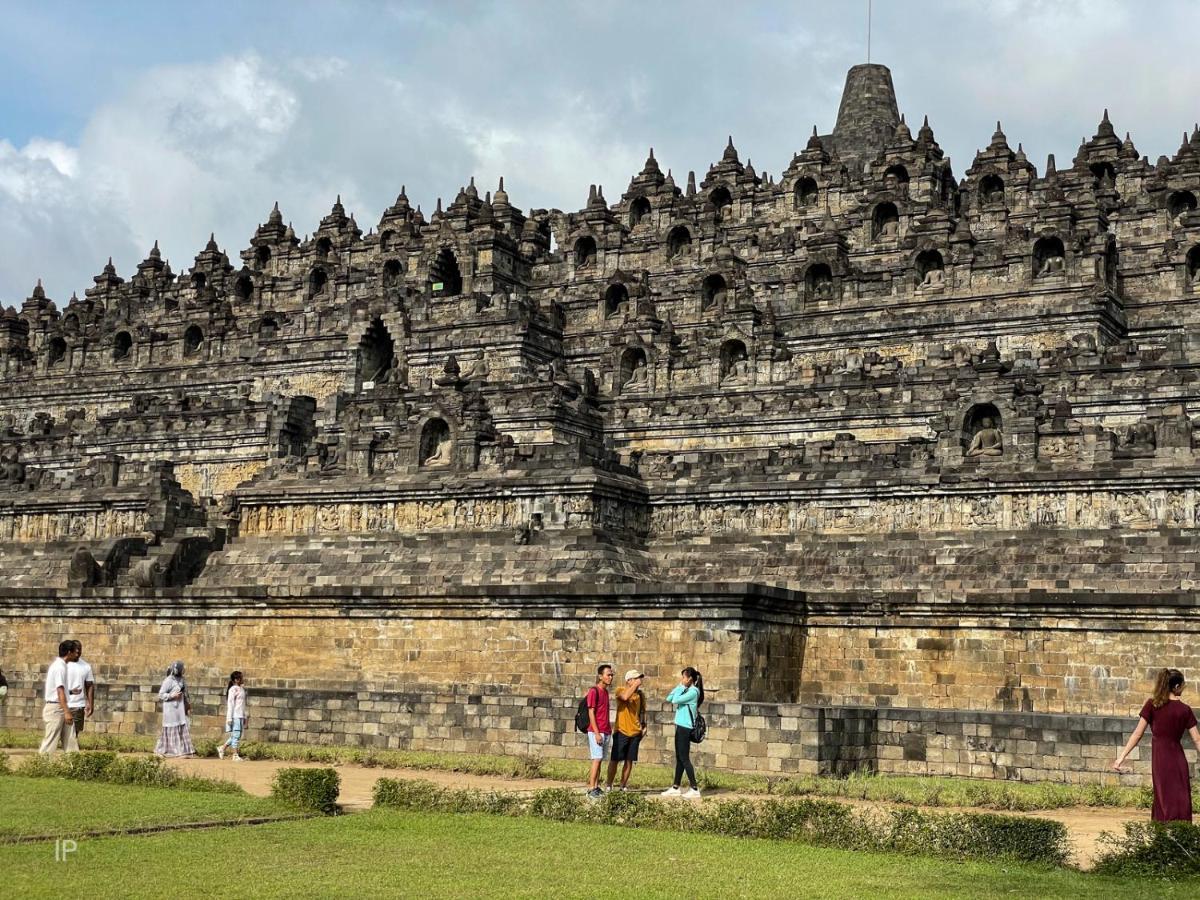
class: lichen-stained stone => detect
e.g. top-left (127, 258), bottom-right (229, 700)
top-left (2, 64), bottom-right (1200, 779)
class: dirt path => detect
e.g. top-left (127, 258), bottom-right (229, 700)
top-left (8, 749), bottom-right (1142, 868)
top-left (1025, 807), bottom-right (1132, 869)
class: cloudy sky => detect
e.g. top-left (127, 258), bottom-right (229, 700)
top-left (1, 0), bottom-right (1197, 304)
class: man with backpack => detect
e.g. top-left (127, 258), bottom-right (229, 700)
top-left (581, 664), bottom-right (613, 799)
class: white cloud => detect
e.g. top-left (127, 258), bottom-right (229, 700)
top-left (0, 54), bottom-right (307, 302)
top-left (1, 2), bottom-right (1199, 304)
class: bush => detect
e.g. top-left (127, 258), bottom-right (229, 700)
top-left (371, 777), bottom-right (1070, 867)
top-left (0, 751), bottom-right (9, 775)
top-left (527, 787), bottom-right (585, 821)
top-left (15, 751), bottom-right (242, 794)
top-left (1093, 821), bottom-right (1200, 878)
top-left (60, 751), bottom-right (119, 781)
top-left (956, 811), bottom-right (1070, 865)
top-left (271, 767), bottom-right (340, 814)
top-left (373, 778), bottom-right (450, 810)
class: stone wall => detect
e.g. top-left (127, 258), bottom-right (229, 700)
top-left (1, 592), bottom-right (1194, 784)
top-left (800, 620), bottom-right (1200, 716)
top-left (0, 584), bottom-right (805, 705)
top-left (0, 677), bottom-right (1172, 785)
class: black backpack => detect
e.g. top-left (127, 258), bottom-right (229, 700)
top-left (574, 690), bottom-right (593, 733)
top-left (689, 703), bottom-right (707, 744)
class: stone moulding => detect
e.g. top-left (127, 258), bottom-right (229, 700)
top-left (648, 481), bottom-right (1200, 534)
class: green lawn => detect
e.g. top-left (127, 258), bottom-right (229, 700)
top-left (0, 776), bottom-right (294, 840)
top-left (1, 807), bottom-right (1193, 899)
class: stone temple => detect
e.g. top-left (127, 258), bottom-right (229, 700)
top-left (3, 62), bottom-right (1200, 780)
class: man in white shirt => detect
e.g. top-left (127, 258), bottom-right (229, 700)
top-left (39, 640), bottom-right (80, 755)
top-left (66, 640), bottom-right (95, 741)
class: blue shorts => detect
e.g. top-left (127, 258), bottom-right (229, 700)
top-left (226, 719), bottom-right (244, 747)
top-left (587, 731), bottom-right (610, 761)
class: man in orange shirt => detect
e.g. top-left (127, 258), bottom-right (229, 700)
top-left (606, 670), bottom-right (647, 791)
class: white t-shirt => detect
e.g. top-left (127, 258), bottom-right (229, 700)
top-left (225, 684), bottom-right (246, 722)
top-left (66, 659), bottom-right (95, 710)
top-left (43, 657), bottom-right (67, 703)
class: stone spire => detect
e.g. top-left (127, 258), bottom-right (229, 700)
top-left (723, 135), bottom-right (739, 163)
top-left (989, 121), bottom-right (1009, 152)
top-left (1120, 132), bottom-right (1139, 161)
top-left (831, 63), bottom-right (900, 170)
top-left (641, 147), bottom-right (661, 176)
top-left (916, 115), bottom-right (935, 147)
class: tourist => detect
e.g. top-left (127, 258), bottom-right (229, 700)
top-left (607, 669), bottom-right (647, 791)
top-left (154, 661), bottom-right (195, 758)
top-left (66, 640), bottom-right (95, 742)
top-left (216, 670), bottom-right (247, 761)
top-left (1112, 668), bottom-right (1200, 821)
top-left (585, 663), bottom-right (614, 799)
top-left (39, 640), bottom-right (79, 755)
top-left (661, 667), bottom-right (704, 799)
top-left (0, 665), bottom-right (8, 702)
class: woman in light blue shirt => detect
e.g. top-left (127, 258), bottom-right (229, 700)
top-left (662, 667), bottom-right (704, 798)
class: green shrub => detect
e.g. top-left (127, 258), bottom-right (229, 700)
top-left (956, 811), bottom-right (1070, 865)
top-left (0, 751), bottom-right (9, 775)
top-left (1093, 820), bottom-right (1200, 878)
top-left (107, 755), bottom-right (173, 787)
top-left (373, 778), bottom-right (450, 810)
top-left (527, 787), bottom-right (585, 822)
top-left (879, 807), bottom-right (1069, 865)
top-left (587, 790), bottom-right (656, 827)
top-left (762, 797), bottom-right (861, 846)
top-left (60, 751), bottom-right (119, 780)
top-left (15, 755), bottom-right (59, 778)
top-left (15, 751), bottom-right (242, 794)
top-left (371, 777), bottom-right (1069, 867)
top-left (271, 767), bottom-right (340, 814)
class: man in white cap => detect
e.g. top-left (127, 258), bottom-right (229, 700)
top-left (606, 669), bottom-right (647, 791)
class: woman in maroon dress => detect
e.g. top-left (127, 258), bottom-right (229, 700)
top-left (1112, 668), bottom-right (1200, 821)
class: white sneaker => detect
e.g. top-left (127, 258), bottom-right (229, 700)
top-left (683, 788), bottom-right (702, 799)
top-left (660, 786), bottom-right (682, 797)
top-left (232, 754), bottom-right (243, 762)
top-left (217, 745), bottom-right (225, 760)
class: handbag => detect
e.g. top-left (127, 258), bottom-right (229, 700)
top-left (689, 702), bottom-right (707, 744)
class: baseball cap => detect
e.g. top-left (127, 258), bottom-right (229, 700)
top-left (624, 669), bottom-right (643, 681)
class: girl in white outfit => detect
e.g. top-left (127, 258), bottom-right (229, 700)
top-left (217, 671), bottom-right (247, 761)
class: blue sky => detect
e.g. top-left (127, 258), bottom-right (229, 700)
top-left (1, 0), bottom-right (1197, 302)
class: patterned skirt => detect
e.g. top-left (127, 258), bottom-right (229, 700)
top-left (155, 723), bottom-right (195, 757)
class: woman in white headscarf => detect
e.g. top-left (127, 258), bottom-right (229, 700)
top-left (154, 661), bottom-right (195, 757)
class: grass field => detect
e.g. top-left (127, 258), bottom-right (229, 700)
top-left (2, 805), bottom-right (1192, 899)
top-left (0, 776), bottom-right (295, 840)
